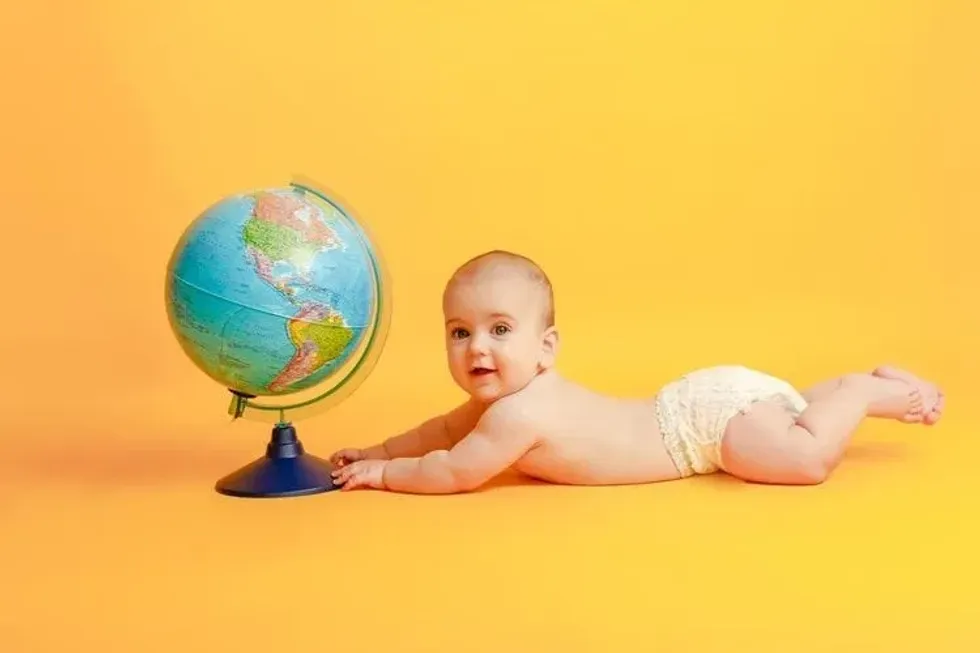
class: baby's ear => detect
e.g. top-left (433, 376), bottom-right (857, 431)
top-left (540, 326), bottom-right (559, 365)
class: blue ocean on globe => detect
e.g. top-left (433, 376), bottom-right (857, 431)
top-left (165, 186), bottom-right (378, 397)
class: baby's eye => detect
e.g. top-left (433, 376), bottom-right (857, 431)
top-left (450, 327), bottom-right (469, 340)
top-left (492, 324), bottom-right (510, 336)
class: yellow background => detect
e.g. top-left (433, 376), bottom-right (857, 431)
top-left (2, 1), bottom-right (979, 651)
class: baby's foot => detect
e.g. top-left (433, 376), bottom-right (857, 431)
top-left (840, 373), bottom-right (922, 422)
top-left (872, 365), bottom-right (944, 425)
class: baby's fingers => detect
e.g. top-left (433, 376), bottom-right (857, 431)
top-left (330, 449), bottom-right (358, 466)
top-left (339, 472), bottom-right (365, 491)
top-left (331, 462), bottom-right (360, 489)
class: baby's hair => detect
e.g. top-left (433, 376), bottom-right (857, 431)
top-left (449, 249), bottom-right (556, 328)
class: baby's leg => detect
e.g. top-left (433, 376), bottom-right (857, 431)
top-left (719, 374), bottom-right (923, 485)
top-left (800, 366), bottom-right (943, 424)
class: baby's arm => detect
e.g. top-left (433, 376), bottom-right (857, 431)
top-left (380, 398), bottom-right (539, 494)
top-left (355, 399), bottom-right (483, 461)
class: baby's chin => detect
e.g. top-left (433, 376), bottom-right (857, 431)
top-left (465, 376), bottom-right (538, 403)
top-left (463, 381), bottom-right (503, 403)
top-left (451, 374), bottom-right (501, 401)
top-left (467, 390), bottom-right (500, 405)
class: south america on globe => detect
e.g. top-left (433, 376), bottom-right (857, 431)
top-left (165, 185), bottom-right (377, 402)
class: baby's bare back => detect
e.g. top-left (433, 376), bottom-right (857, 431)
top-left (507, 374), bottom-right (682, 485)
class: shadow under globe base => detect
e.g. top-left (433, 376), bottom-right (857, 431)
top-left (215, 422), bottom-right (341, 498)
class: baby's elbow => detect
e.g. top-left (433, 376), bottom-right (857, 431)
top-left (447, 465), bottom-right (497, 493)
top-left (449, 471), bottom-right (486, 493)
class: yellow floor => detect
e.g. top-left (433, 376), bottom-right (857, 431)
top-left (3, 372), bottom-right (979, 652)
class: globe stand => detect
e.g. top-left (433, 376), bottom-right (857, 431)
top-left (214, 422), bottom-right (340, 498)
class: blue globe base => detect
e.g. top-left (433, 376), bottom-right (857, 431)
top-left (215, 423), bottom-right (341, 498)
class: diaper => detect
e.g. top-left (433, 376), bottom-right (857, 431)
top-left (654, 365), bottom-right (809, 477)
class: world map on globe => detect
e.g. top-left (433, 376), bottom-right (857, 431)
top-left (166, 186), bottom-right (377, 398)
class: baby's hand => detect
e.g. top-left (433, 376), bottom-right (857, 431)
top-left (331, 459), bottom-right (388, 491)
top-left (329, 448), bottom-right (365, 468)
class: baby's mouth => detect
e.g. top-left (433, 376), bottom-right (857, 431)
top-left (470, 367), bottom-right (496, 376)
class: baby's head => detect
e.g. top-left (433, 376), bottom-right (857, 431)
top-left (442, 250), bottom-right (558, 403)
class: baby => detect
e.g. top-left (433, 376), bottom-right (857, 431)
top-left (329, 250), bottom-right (945, 493)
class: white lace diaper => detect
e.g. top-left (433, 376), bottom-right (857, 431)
top-left (655, 365), bottom-right (809, 477)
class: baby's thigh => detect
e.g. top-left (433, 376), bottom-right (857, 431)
top-left (719, 401), bottom-right (817, 485)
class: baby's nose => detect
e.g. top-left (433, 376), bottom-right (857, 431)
top-left (468, 334), bottom-right (491, 353)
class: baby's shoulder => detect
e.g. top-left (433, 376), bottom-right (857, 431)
top-left (479, 390), bottom-right (538, 425)
top-left (478, 379), bottom-right (563, 431)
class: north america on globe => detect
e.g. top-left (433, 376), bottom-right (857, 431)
top-left (243, 192), bottom-right (355, 392)
top-left (166, 186), bottom-right (375, 398)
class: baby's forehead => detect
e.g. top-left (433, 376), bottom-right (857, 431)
top-left (448, 267), bottom-right (539, 297)
top-left (444, 270), bottom-right (545, 314)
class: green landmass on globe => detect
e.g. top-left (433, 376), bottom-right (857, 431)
top-left (165, 185), bottom-right (378, 401)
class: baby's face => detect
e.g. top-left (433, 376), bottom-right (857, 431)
top-left (442, 271), bottom-right (555, 403)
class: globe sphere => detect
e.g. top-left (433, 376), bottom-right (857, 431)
top-left (164, 182), bottom-right (390, 417)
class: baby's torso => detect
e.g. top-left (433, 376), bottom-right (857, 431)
top-left (510, 377), bottom-right (681, 485)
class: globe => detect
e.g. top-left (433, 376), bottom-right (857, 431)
top-left (164, 179), bottom-right (392, 498)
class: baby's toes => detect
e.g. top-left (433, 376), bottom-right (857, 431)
top-left (902, 387), bottom-right (924, 423)
top-left (918, 382), bottom-right (940, 414)
top-left (924, 391), bottom-right (945, 425)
